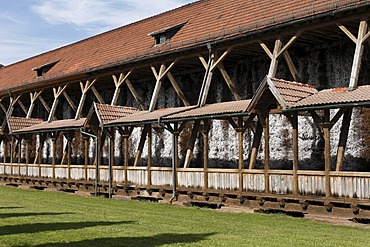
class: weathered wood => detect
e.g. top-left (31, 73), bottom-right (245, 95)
top-left (147, 126), bottom-right (152, 186)
top-left (166, 72), bottom-right (190, 106)
top-left (184, 120), bottom-right (201, 168)
top-left (277, 31), bottom-right (302, 58)
top-left (198, 55), bottom-right (214, 107)
top-left (289, 113), bottom-right (299, 195)
top-left (75, 79), bottom-right (97, 119)
top-left (337, 22), bottom-right (357, 43)
top-left (237, 117), bottom-right (244, 193)
top-left (38, 95), bottom-right (50, 113)
top-left (125, 79), bottom-right (146, 110)
top-left (27, 91), bottom-right (42, 118)
top-left (62, 91), bottom-right (77, 112)
top-left (249, 120), bottom-right (263, 169)
top-left (17, 100), bottom-right (28, 115)
top-left (199, 120), bottom-right (210, 191)
top-left (259, 41), bottom-right (273, 59)
top-left (336, 108), bottom-right (352, 171)
top-left (268, 38), bottom-right (283, 78)
top-left (263, 115), bottom-right (270, 194)
top-left (349, 19), bottom-right (368, 89)
top-left (217, 62), bottom-right (241, 101)
top-left (111, 71), bottom-right (132, 105)
top-left (48, 85), bottom-right (67, 122)
top-left (323, 109), bottom-right (331, 198)
top-left (91, 86), bottom-right (105, 104)
top-left (134, 125), bottom-right (149, 166)
top-left (210, 47), bottom-right (233, 72)
top-left (282, 51), bottom-right (300, 81)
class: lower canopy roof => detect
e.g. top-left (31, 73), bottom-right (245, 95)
top-left (13, 118), bottom-right (87, 134)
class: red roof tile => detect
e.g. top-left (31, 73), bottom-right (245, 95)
top-left (0, 0), bottom-right (368, 94)
top-left (94, 104), bottom-right (139, 124)
top-left (163, 100), bottom-right (250, 121)
top-left (270, 78), bottom-right (318, 107)
top-left (14, 118), bottom-right (87, 134)
top-left (7, 117), bottom-right (44, 134)
top-left (292, 85), bottom-right (370, 108)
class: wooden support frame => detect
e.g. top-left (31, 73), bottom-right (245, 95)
top-left (336, 108), bottom-right (353, 171)
top-left (48, 85), bottom-right (67, 122)
top-left (134, 125), bottom-right (150, 166)
top-left (111, 70), bottom-right (132, 106)
top-left (75, 79), bottom-right (97, 120)
top-left (62, 91), bottom-right (77, 112)
top-left (91, 86), bottom-right (105, 104)
top-left (249, 118), bottom-right (263, 169)
top-left (184, 120), bottom-right (201, 168)
top-left (27, 91), bottom-right (42, 118)
top-left (337, 19), bottom-right (370, 88)
top-left (200, 120), bottom-right (210, 191)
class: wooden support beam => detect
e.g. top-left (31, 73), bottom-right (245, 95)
top-left (217, 62), bottom-right (241, 101)
top-left (0, 100), bottom-right (7, 113)
top-left (184, 120), bottom-right (201, 168)
top-left (282, 51), bottom-right (300, 81)
top-left (287, 113), bottom-right (299, 195)
top-left (323, 109), bottom-right (331, 198)
top-left (201, 120), bottom-right (210, 191)
top-left (111, 71), bottom-right (132, 105)
top-left (126, 79), bottom-right (146, 110)
top-left (268, 37), bottom-right (283, 78)
top-left (166, 72), bottom-right (190, 106)
top-left (277, 31), bottom-right (302, 58)
top-left (75, 79), bottom-right (97, 120)
top-left (27, 91), bottom-right (42, 118)
top-left (197, 55), bottom-right (215, 107)
top-left (17, 100), bottom-right (28, 115)
top-left (6, 95), bottom-right (21, 118)
top-left (38, 95), bottom-right (50, 113)
top-left (337, 23), bottom-right (357, 43)
top-left (147, 126), bottom-right (152, 186)
top-left (259, 42), bottom-right (273, 59)
top-left (62, 91), bottom-right (77, 112)
top-left (91, 86), bottom-right (105, 104)
top-left (210, 47), bottom-right (233, 72)
top-left (263, 115), bottom-right (270, 194)
top-left (349, 19), bottom-right (368, 89)
top-left (237, 117), bottom-right (244, 194)
top-left (134, 125), bottom-right (149, 166)
top-left (336, 108), bottom-right (352, 171)
top-left (249, 120), bottom-right (263, 169)
top-left (149, 61), bottom-right (177, 112)
top-left (48, 85), bottom-right (67, 122)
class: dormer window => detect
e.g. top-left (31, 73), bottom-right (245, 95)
top-left (32, 60), bottom-right (59, 77)
top-left (148, 22), bottom-right (187, 46)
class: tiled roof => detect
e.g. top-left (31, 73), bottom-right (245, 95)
top-left (292, 85), bottom-right (370, 108)
top-left (105, 106), bottom-right (194, 126)
top-left (14, 118), bottom-right (87, 134)
top-left (0, 0), bottom-right (368, 94)
top-left (95, 104), bottom-right (139, 124)
top-left (270, 78), bottom-right (318, 108)
top-left (162, 100), bottom-right (250, 121)
top-left (7, 117), bottom-right (44, 134)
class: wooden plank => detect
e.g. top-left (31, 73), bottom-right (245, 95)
top-left (263, 115), bottom-right (270, 194)
top-left (126, 79), bottom-right (146, 110)
top-left (17, 100), bottom-right (28, 115)
top-left (282, 51), bottom-right (300, 81)
top-left (167, 72), bottom-right (190, 106)
top-left (27, 91), bottom-right (42, 118)
top-left (134, 125), bottom-right (149, 166)
top-left (217, 62), bottom-right (241, 101)
top-left (249, 121), bottom-right (263, 169)
top-left (75, 79), bottom-right (97, 120)
top-left (184, 120), bottom-right (201, 168)
top-left (38, 95), bottom-right (50, 113)
top-left (147, 126), bottom-right (152, 186)
top-left (202, 120), bottom-right (209, 190)
top-left (198, 55), bottom-right (214, 107)
top-left (324, 126), bottom-right (331, 198)
top-left (291, 113), bottom-right (299, 195)
top-left (259, 42), bottom-right (273, 59)
top-left (237, 117), bottom-right (244, 194)
top-left (91, 86), bottom-right (105, 104)
top-left (267, 38), bottom-right (282, 78)
top-left (210, 47), bottom-right (233, 72)
top-left (349, 20), bottom-right (368, 89)
top-left (62, 91), bottom-right (77, 112)
top-left (337, 23), bottom-right (357, 43)
top-left (149, 64), bottom-right (166, 112)
top-left (277, 31), bottom-right (302, 58)
top-left (336, 108), bottom-right (352, 171)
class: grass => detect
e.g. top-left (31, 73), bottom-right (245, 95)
top-left (0, 186), bottom-right (369, 247)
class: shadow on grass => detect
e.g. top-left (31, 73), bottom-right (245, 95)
top-left (0, 221), bottom-right (134, 236)
top-left (35, 233), bottom-right (216, 247)
top-left (0, 212), bottom-right (72, 219)
top-left (0, 207), bottom-right (23, 209)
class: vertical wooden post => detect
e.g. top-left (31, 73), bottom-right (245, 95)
top-left (4, 137), bottom-right (8, 164)
top-left (336, 108), bottom-right (352, 171)
top-left (123, 128), bottom-right (130, 185)
top-left (263, 115), bottom-right (270, 194)
top-left (323, 109), bottom-right (331, 198)
top-left (267, 37), bottom-right (282, 78)
top-left (67, 134), bottom-right (72, 180)
top-left (109, 129), bottom-right (114, 198)
top-left (184, 120), bottom-right (201, 168)
top-left (202, 120), bottom-right (209, 191)
top-left (147, 126), bottom-right (152, 186)
top-left (291, 113), bottom-right (299, 195)
top-left (10, 136), bottom-right (14, 165)
top-left (84, 136), bottom-right (89, 182)
top-left (349, 19), bottom-right (368, 89)
top-left (134, 125), bottom-right (149, 166)
top-left (249, 121), bottom-right (263, 169)
top-left (237, 117), bottom-right (244, 194)
top-left (51, 135), bottom-right (57, 180)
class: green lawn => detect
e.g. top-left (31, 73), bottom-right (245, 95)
top-left (0, 186), bottom-right (369, 247)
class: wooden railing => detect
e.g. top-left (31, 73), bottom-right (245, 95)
top-left (1, 163), bottom-right (370, 199)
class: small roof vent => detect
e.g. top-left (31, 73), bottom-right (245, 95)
top-left (148, 22), bottom-right (187, 46)
top-left (32, 60), bottom-right (59, 77)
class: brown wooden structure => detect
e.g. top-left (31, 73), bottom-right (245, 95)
top-left (1, 0), bottom-right (370, 216)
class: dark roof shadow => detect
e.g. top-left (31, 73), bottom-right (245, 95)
top-left (0, 212), bottom-right (72, 219)
top-left (35, 233), bottom-right (216, 247)
top-left (0, 221), bottom-right (134, 236)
